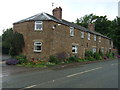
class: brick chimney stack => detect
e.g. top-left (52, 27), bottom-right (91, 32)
top-left (88, 24), bottom-right (95, 31)
top-left (52, 7), bottom-right (62, 19)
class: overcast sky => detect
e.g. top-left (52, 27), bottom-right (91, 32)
top-left (0, 0), bottom-right (119, 35)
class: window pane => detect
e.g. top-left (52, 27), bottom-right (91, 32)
top-left (34, 42), bottom-right (42, 52)
top-left (36, 24), bottom-right (42, 30)
top-left (72, 49), bottom-right (75, 52)
top-left (36, 46), bottom-right (41, 50)
top-left (70, 27), bottom-right (74, 36)
top-left (72, 45), bottom-right (78, 53)
top-left (81, 32), bottom-right (84, 38)
top-left (35, 21), bottom-right (43, 30)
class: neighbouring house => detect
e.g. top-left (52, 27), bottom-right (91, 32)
top-left (13, 7), bottom-right (113, 60)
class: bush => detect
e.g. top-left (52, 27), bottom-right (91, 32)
top-left (103, 56), bottom-right (108, 60)
top-left (15, 55), bottom-right (27, 64)
top-left (6, 59), bottom-right (19, 65)
top-left (85, 56), bottom-right (95, 61)
top-left (2, 28), bottom-right (25, 56)
top-left (68, 56), bottom-right (78, 62)
top-left (85, 51), bottom-right (94, 57)
top-left (76, 59), bottom-right (85, 62)
top-left (94, 52), bottom-right (102, 60)
top-left (85, 51), bottom-right (95, 61)
top-left (99, 50), bottom-right (103, 57)
top-left (56, 52), bottom-right (69, 62)
top-left (49, 56), bottom-right (59, 64)
top-left (106, 52), bottom-right (115, 59)
top-left (117, 55), bottom-right (120, 58)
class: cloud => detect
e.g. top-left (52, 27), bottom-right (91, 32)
top-left (0, 0), bottom-right (118, 35)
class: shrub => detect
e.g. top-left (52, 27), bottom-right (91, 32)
top-left (15, 55), bottom-right (27, 64)
top-left (85, 51), bottom-right (95, 61)
top-left (76, 59), bottom-right (85, 62)
top-left (117, 55), bottom-right (120, 58)
top-left (68, 56), bottom-right (78, 62)
top-left (49, 56), bottom-right (59, 64)
top-left (2, 28), bottom-right (25, 56)
top-left (106, 52), bottom-right (115, 59)
top-left (85, 56), bottom-right (95, 61)
top-left (56, 52), bottom-right (69, 62)
top-left (85, 51), bottom-right (94, 57)
top-left (99, 50), bottom-right (103, 57)
top-left (103, 56), bottom-right (108, 60)
top-left (6, 59), bottom-right (19, 65)
top-left (94, 52), bottom-right (102, 60)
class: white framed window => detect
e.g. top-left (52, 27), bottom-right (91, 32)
top-left (34, 21), bottom-right (43, 30)
top-left (34, 42), bottom-right (42, 52)
top-left (92, 48), bottom-right (96, 53)
top-left (94, 35), bottom-right (96, 41)
top-left (72, 45), bottom-right (78, 53)
top-left (81, 32), bottom-right (84, 38)
top-left (88, 33), bottom-right (90, 40)
top-left (70, 27), bottom-right (74, 36)
top-left (99, 36), bottom-right (101, 42)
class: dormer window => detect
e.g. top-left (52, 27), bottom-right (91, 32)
top-left (81, 32), bottom-right (84, 38)
top-left (34, 21), bottom-right (43, 30)
top-left (88, 33), bottom-right (90, 40)
top-left (70, 27), bottom-right (74, 36)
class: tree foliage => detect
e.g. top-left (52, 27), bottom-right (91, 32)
top-left (75, 14), bottom-right (120, 54)
top-left (2, 28), bottom-right (25, 56)
top-left (76, 14), bottom-right (98, 28)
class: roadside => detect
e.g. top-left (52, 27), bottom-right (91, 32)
top-left (2, 58), bottom-right (118, 75)
top-left (0, 54), bottom-right (11, 66)
top-left (2, 59), bottom-right (118, 88)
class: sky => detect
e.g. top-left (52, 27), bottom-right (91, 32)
top-left (0, 0), bottom-right (119, 35)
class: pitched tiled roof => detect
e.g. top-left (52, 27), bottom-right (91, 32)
top-left (14, 12), bottom-right (110, 39)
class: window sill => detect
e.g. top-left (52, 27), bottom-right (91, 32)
top-left (34, 50), bottom-right (42, 53)
top-left (72, 52), bottom-right (78, 54)
top-left (34, 30), bottom-right (43, 31)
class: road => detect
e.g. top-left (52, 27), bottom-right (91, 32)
top-left (2, 59), bottom-right (118, 88)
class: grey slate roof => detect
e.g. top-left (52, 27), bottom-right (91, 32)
top-left (14, 12), bottom-right (110, 39)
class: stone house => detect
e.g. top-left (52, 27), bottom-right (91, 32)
top-left (13, 7), bottom-right (113, 60)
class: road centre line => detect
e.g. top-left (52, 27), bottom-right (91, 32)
top-left (22, 67), bottom-right (102, 89)
top-left (111, 63), bottom-right (118, 66)
top-left (24, 85), bottom-right (37, 89)
top-left (66, 67), bottom-right (102, 78)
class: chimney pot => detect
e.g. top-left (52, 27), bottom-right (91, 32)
top-left (88, 24), bottom-right (95, 31)
top-left (52, 7), bottom-right (62, 19)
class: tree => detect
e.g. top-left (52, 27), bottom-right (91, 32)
top-left (76, 14), bottom-right (98, 28)
top-left (75, 14), bottom-right (120, 54)
top-left (2, 28), bottom-right (25, 56)
top-left (111, 17), bottom-right (120, 54)
top-left (94, 16), bottom-right (112, 36)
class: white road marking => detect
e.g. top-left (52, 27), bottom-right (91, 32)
top-left (111, 63), bottom-right (118, 66)
top-left (25, 85), bottom-right (37, 88)
top-left (0, 73), bottom-right (8, 77)
top-left (23, 67), bottom-right (102, 89)
top-left (0, 61), bottom-right (5, 64)
top-left (66, 67), bottom-right (102, 77)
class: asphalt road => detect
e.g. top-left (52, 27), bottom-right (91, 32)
top-left (2, 59), bottom-right (118, 88)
